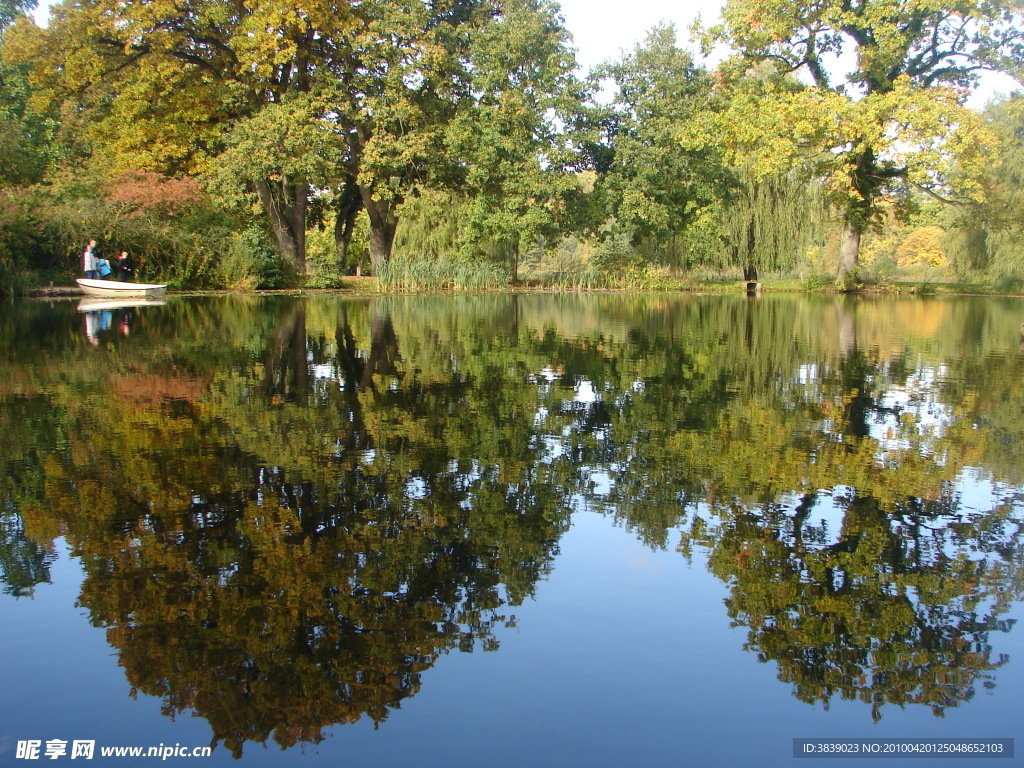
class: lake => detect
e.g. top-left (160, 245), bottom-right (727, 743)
top-left (1, 292), bottom-right (1023, 767)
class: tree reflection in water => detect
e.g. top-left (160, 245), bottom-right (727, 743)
top-left (1, 293), bottom-right (1023, 752)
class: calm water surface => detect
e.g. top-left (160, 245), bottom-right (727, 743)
top-left (1, 293), bottom-right (1023, 767)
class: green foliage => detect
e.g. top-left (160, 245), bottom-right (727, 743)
top-left (393, 190), bottom-right (467, 262)
top-left (0, 187), bottom-right (37, 298)
top-left (1, 21), bottom-right (60, 190)
top-left (799, 274), bottom-right (834, 291)
top-left (696, 0), bottom-right (1021, 280)
top-left (26, 166), bottom-right (245, 287)
top-left (2, 0), bottom-right (1022, 292)
top-left (944, 96), bottom-right (1024, 284)
top-left (443, 0), bottom-right (584, 274)
top-left (0, 0), bottom-right (34, 35)
top-left (526, 234), bottom-right (669, 289)
top-left (377, 252), bottom-right (508, 292)
top-left (382, 189), bottom-right (512, 289)
top-left (215, 226), bottom-right (282, 291)
top-left (589, 25), bottom-right (732, 255)
top-left (715, 168), bottom-right (830, 277)
top-left (303, 219), bottom-right (350, 288)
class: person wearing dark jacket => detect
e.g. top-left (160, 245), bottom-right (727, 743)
top-left (117, 251), bottom-right (133, 281)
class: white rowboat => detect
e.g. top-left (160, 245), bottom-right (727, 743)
top-left (76, 278), bottom-right (167, 297)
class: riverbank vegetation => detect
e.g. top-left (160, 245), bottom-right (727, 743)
top-left (1, 0), bottom-right (1022, 298)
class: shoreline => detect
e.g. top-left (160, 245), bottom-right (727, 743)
top-left (27, 281), bottom-right (1024, 300)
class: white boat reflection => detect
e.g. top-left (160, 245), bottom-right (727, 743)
top-left (77, 297), bottom-right (168, 312)
top-left (79, 296), bottom-right (166, 343)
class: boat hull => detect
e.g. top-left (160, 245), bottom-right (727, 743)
top-left (76, 278), bottom-right (167, 298)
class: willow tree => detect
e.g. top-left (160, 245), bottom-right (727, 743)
top-left (717, 167), bottom-right (829, 281)
top-left (697, 0), bottom-right (1024, 285)
top-left (946, 95), bottom-right (1024, 283)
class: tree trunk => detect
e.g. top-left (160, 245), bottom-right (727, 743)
top-left (367, 217), bottom-right (397, 276)
top-left (362, 301), bottom-right (399, 388)
top-left (510, 239), bottom-right (520, 284)
top-left (836, 147), bottom-right (877, 287)
top-left (836, 220), bottom-right (861, 287)
top-left (361, 191), bottom-right (399, 276)
top-left (255, 176), bottom-right (308, 274)
top-left (334, 181), bottom-right (362, 272)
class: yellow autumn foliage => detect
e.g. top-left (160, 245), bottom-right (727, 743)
top-left (895, 226), bottom-right (948, 268)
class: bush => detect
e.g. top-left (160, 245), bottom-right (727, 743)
top-left (0, 245), bottom-right (29, 299)
top-left (800, 274), bottom-right (834, 291)
top-left (0, 187), bottom-right (41, 298)
top-left (10, 166), bottom-right (264, 288)
top-left (214, 226), bottom-right (281, 290)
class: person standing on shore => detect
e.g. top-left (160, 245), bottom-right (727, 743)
top-left (82, 240), bottom-right (98, 279)
top-left (117, 251), bottom-right (133, 281)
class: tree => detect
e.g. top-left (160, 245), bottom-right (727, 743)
top-left (445, 0), bottom-right (583, 281)
top-left (698, 0), bottom-right (1024, 284)
top-left (715, 166), bottom-right (829, 281)
top-left (0, 0), bottom-right (34, 33)
top-left (321, 0), bottom-right (578, 275)
top-left (945, 95), bottom-right (1024, 284)
top-left (318, 0), bottom-right (484, 275)
top-left (589, 25), bottom-right (732, 258)
top-left (3, 0), bottom-right (352, 274)
top-left (11, 0), bottom-right (576, 279)
top-left (1, 0), bottom-right (54, 187)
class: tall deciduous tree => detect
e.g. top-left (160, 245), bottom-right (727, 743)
top-left (314, 0), bottom-right (490, 275)
top-left (698, 0), bottom-right (1024, 285)
top-left (946, 95), bottom-right (1024, 284)
top-left (589, 25), bottom-right (732, 253)
top-left (5, 0), bottom-right (354, 273)
top-left (445, 0), bottom-right (583, 281)
top-left (1, 0), bottom-right (51, 187)
top-left (321, 0), bottom-right (577, 275)
top-left (11, 0), bottom-right (575, 278)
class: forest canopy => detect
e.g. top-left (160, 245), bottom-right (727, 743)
top-left (0, 0), bottom-right (1022, 295)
